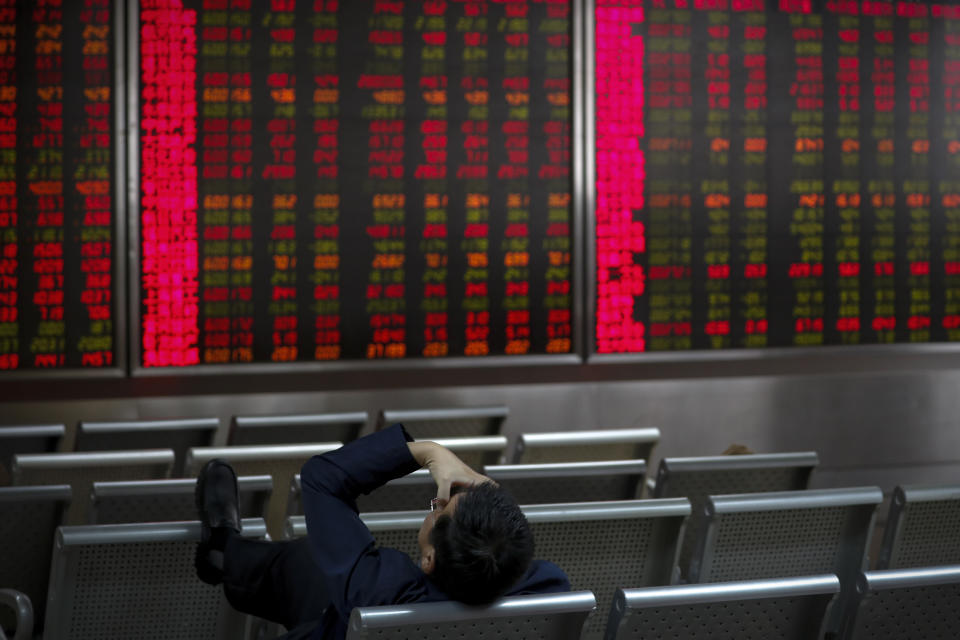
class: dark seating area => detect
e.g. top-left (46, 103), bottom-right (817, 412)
top-left (2, 411), bottom-right (957, 640)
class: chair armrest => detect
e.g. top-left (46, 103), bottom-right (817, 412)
top-left (0, 589), bottom-right (33, 640)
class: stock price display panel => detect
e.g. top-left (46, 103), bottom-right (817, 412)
top-left (139, 0), bottom-right (573, 368)
top-left (595, 0), bottom-right (960, 353)
top-left (0, 0), bottom-right (117, 372)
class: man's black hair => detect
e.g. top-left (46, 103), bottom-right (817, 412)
top-left (428, 482), bottom-right (534, 604)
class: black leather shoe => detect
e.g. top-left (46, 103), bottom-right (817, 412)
top-left (194, 459), bottom-right (240, 585)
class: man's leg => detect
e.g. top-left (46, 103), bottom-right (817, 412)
top-left (194, 459), bottom-right (330, 630)
top-left (219, 534), bottom-right (330, 630)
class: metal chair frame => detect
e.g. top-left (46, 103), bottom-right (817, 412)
top-left (346, 590), bottom-right (597, 640)
top-left (512, 428), bottom-right (660, 464)
top-left (484, 460), bottom-right (647, 503)
top-left (377, 406), bottom-right (509, 439)
top-left (605, 574), bottom-right (840, 640)
top-left (89, 475), bottom-right (273, 524)
top-left (876, 484), bottom-right (960, 570)
top-left (76, 419), bottom-right (219, 475)
top-left (844, 565), bottom-right (960, 640)
top-left (228, 412), bottom-right (368, 446)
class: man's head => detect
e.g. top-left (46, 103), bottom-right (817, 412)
top-left (417, 482), bottom-right (534, 604)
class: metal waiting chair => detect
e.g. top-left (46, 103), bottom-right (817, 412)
top-left (76, 418), bottom-right (219, 476)
top-left (43, 519), bottom-right (268, 640)
top-left (0, 424), bottom-right (65, 485)
top-left (228, 412), bottom-right (367, 446)
top-left (876, 484), bottom-right (960, 569)
top-left (652, 452), bottom-right (819, 580)
top-left (376, 406), bottom-right (509, 439)
top-left (184, 442), bottom-right (341, 538)
top-left (287, 498), bottom-right (690, 640)
top-left (484, 460), bottom-right (647, 504)
top-left (345, 590), bottom-right (597, 640)
top-left (842, 565), bottom-right (960, 639)
top-left (0, 589), bottom-right (33, 640)
top-left (0, 485), bottom-right (70, 635)
top-left (512, 428), bottom-right (660, 465)
top-left (12, 449), bottom-right (175, 525)
top-left (687, 486), bottom-right (882, 636)
top-left (89, 475), bottom-right (273, 524)
top-left (605, 574), bottom-right (840, 640)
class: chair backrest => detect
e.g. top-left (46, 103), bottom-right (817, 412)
top-left (12, 450), bottom-right (175, 525)
top-left (0, 424), bottom-right (65, 484)
top-left (876, 484), bottom-right (960, 570)
top-left (377, 406), bottom-right (509, 439)
top-left (43, 518), bottom-right (268, 640)
top-left (691, 487), bottom-right (881, 636)
top-left (512, 428), bottom-right (660, 464)
top-left (76, 418), bottom-right (219, 476)
top-left (652, 452), bottom-right (819, 579)
top-left (345, 590), bottom-right (597, 640)
top-left (288, 498), bottom-right (690, 640)
top-left (606, 574), bottom-right (840, 640)
top-left (431, 436), bottom-right (507, 468)
top-left (89, 475), bottom-right (273, 524)
top-left (185, 442), bottom-right (341, 538)
top-left (843, 565), bottom-right (960, 640)
top-left (0, 485), bottom-right (70, 634)
top-left (483, 460), bottom-right (646, 504)
top-left (689, 487), bottom-right (881, 584)
top-left (0, 588), bottom-right (34, 640)
top-left (228, 412), bottom-right (367, 446)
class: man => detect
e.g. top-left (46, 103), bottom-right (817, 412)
top-left (194, 423), bottom-right (570, 639)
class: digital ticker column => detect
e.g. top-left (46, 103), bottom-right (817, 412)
top-left (901, 1), bottom-right (932, 342)
top-left (699, 2), bottom-right (733, 349)
top-left (539, 1), bottom-right (572, 355)
top-left (645, 2), bottom-right (693, 350)
top-left (459, 0), bottom-right (491, 357)
top-left (75, 0), bottom-right (114, 368)
top-left (941, 5), bottom-right (960, 339)
top-left (864, 0), bottom-right (896, 343)
top-left (782, 1), bottom-right (827, 347)
top-left (829, 0), bottom-right (863, 344)
top-left (0, 0), bottom-right (12, 369)
top-left (362, 1), bottom-right (406, 360)
top-left (735, 0), bottom-right (770, 348)
top-left (197, 0), bottom-right (255, 365)
top-left (141, 1), bottom-right (199, 367)
top-left (25, 0), bottom-right (67, 368)
top-left (415, 0), bottom-right (449, 358)
top-left (263, 1), bottom-right (299, 362)
top-left (594, 1), bottom-right (646, 353)
top-left (310, 1), bottom-right (340, 361)
top-left (499, 0), bottom-right (531, 356)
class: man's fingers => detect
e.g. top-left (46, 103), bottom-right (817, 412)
top-left (435, 481), bottom-right (451, 502)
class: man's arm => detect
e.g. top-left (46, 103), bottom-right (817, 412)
top-left (299, 425), bottom-right (425, 618)
top-left (406, 440), bottom-right (492, 502)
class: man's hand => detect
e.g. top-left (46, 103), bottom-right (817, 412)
top-left (408, 441), bottom-right (493, 502)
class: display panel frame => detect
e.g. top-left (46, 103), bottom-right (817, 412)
top-left (0, 0), bottom-right (127, 380)
top-left (583, 0), bottom-right (960, 366)
top-left (128, 0), bottom-right (585, 377)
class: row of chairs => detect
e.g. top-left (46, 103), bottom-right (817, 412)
top-left (4, 495), bottom-right (958, 639)
top-left (0, 411), bottom-right (659, 476)
top-left (7, 479), bottom-right (955, 638)
top-left (8, 442), bottom-right (814, 534)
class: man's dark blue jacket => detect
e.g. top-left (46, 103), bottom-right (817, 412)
top-left (299, 424), bottom-right (571, 639)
